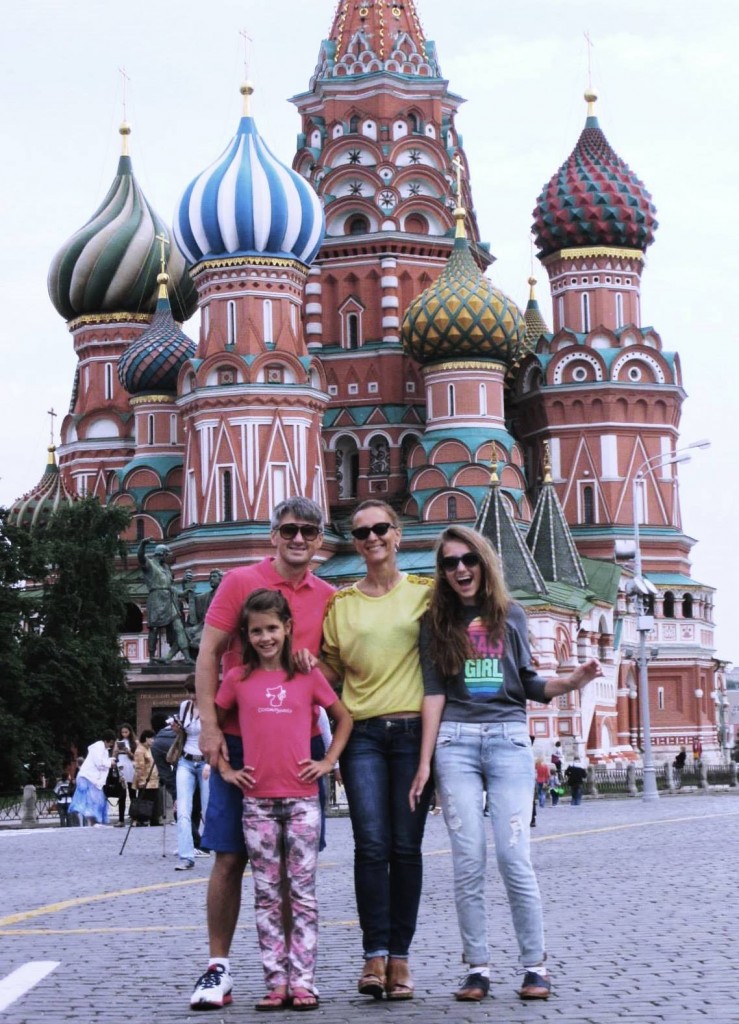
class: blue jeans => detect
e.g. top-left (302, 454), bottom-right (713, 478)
top-left (434, 721), bottom-right (545, 968)
top-left (340, 717), bottom-right (432, 958)
top-left (176, 758), bottom-right (209, 861)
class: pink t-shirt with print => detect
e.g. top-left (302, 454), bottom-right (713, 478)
top-left (215, 666), bottom-right (338, 798)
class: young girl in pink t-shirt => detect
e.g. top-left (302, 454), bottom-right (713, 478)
top-left (216, 588), bottom-right (352, 1011)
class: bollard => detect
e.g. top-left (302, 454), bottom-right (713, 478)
top-left (626, 763), bottom-right (638, 797)
top-left (698, 761), bottom-right (709, 790)
top-left (21, 784), bottom-right (38, 825)
top-left (730, 762), bottom-right (738, 788)
top-left (586, 764), bottom-right (598, 797)
top-left (666, 762), bottom-right (677, 793)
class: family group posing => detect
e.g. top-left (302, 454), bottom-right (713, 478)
top-left (189, 496), bottom-right (602, 1011)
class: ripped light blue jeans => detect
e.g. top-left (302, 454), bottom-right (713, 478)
top-left (434, 721), bottom-right (545, 968)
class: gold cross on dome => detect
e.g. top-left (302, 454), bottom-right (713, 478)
top-left (47, 407), bottom-right (57, 446)
top-left (155, 233), bottom-right (168, 274)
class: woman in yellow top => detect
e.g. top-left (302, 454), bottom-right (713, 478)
top-left (322, 499), bottom-right (433, 1001)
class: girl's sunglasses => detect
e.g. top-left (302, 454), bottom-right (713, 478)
top-left (440, 552), bottom-right (481, 573)
top-left (351, 522), bottom-right (394, 541)
top-left (277, 523), bottom-right (321, 541)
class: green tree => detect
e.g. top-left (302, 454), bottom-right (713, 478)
top-left (1, 499), bottom-right (135, 789)
top-left (0, 509), bottom-right (47, 788)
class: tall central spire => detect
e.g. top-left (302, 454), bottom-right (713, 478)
top-left (316, 0), bottom-right (441, 81)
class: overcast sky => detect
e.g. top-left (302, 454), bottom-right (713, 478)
top-left (1, 0), bottom-right (736, 657)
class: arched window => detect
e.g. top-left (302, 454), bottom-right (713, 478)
top-left (263, 299), bottom-right (273, 344)
top-left (663, 591), bottom-right (675, 618)
top-left (615, 293), bottom-right (624, 328)
top-left (369, 435), bottom-right (390, 475)
top-left (404, 214), bottom-right (427, 234)
top-left (335, 437), bottom-right (359, 499)
top-left (348, 215), bottom-right (369, 235)
top-left (136, 518), bottom-right (145, 541)
top-left (169, 414), bottom-right (177, 445)
top-left (583, 485), bottom-right (595, 524)
top-left (104, 362), bottom-right (114, 400)
top-left (448, 384), bottom-right (455, 417)
top-left (147, 414), bottom-right (155, 446)
top-left (349, 115), bottom-right (359, 133)
top-left (448, 495), bottom-right (458, 521)
top-left (408, 112), bottom-right (419, 133)
top-left (479, 383), bottom-right (487, 415)
top-left (227, 301), bottom-right (236, 346)
top-left (348, 314), bottom-right (359, 349)
top-left (581, 292), bottom-right (590, 332)
top-left (682, 593), bottom-right (694, 619)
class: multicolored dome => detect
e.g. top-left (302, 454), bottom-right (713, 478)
top-left (402, 230), bottom-right (524, 366)
top-left (117, 275), bottom-right (196, 394)
top-left (174, 85), bottom-right (325, 267)
top-left (532, 93), bottom-right (658, 258)
top-left (48, 124), bottom-right (198, 323)
top-left (7, 447), bottom-right (76, 531)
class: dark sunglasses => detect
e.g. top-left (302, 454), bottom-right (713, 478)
top-left (351, 521), bottom-right (394, 541)
top-left (277, 523), bottom-right (321, 541)
top-left (440, 552), bottom-right (481, 573)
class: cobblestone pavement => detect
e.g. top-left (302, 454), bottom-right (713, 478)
top-left (0, 791), bottom-right (736, 1023)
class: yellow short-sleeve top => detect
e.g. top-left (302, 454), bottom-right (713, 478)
top-left (322, 574), bottom-right (433, 721)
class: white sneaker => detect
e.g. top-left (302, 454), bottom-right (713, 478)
top-left (175, 859), bottom-right (194, 871)
top-left (190, 965), bottom-right (233, 1009)
top-left (193, 848), bottom-right (211, 858)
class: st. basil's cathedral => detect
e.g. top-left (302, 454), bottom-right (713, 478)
top-left (9, 0), bottom-right (727, 767)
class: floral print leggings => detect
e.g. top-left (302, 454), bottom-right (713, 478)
top-left (243, 796), bottom-right (321, 993)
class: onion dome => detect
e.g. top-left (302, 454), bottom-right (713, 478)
top-left (174, 84), bottom-right (325, 267)
top-left (523, 277), bottom-right (549, 350)
top-left (402, 200), bottom-right (524, 365)
top-left (48, 123), bottom-right (198, 323)
top-left (7, 446), bottom-right (76, 531)
top-left (532, 92), bottom-right (658, 258)
top-left (118, 269), bottom-right (195, 394)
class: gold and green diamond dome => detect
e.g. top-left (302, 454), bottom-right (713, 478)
top-left (402, 236), bottom-right (524, 365)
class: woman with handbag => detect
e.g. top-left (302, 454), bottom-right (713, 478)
top-left (132, 729), bottom-right (160, 825)
top-left (175, 678), bottom-right (210, 870)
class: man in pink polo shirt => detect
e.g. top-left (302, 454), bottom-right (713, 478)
top-left (190, 497), bottom-right (335, 1011)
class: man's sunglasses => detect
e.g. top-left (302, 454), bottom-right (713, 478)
top-left (276, 523), bottom-right (321, 541)
top-left (440, 552), bottom-right (481, 573)
top-left (351, 522), bottom-right (394, 541)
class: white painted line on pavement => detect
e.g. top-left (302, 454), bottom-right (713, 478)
top-left (0, 961), bottom-right (59, 1012)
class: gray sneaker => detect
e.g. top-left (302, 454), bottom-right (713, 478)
top-left (175, 859), bottom-right (195, 871)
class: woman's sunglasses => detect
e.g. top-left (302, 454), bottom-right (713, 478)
top-left (277, 523), bottom-right (321, 541)
top-left (440, 552), bottom-right (481, 573)
top-left (351, 522), bottom-right (394, 541)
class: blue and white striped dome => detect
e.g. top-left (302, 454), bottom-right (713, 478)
top-left (174, 90), bottom-right (325, 267)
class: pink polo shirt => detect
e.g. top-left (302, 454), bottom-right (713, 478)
top-left (205, 557), bottom-right (335, 735)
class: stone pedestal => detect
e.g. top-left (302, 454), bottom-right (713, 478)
top-left (126, 664), bottom-right (193, 735)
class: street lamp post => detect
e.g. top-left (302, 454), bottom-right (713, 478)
top-left (628, 439), bottom-right (710, 802)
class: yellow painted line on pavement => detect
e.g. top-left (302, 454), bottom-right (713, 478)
top-left (2, 810), bottom-right (736, 932)
top-left (421, 806), bottom-right (739, 857)
top-left (0, 917), bottom-right (359, 937)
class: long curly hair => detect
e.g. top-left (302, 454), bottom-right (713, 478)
top-left (237, 589), bottom-right (295, 679)
top-left (427, 525), bottom-right (510, 679)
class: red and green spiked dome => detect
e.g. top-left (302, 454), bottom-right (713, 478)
top-left (402, 226), bottom-right (524, 366)
top-left (118, 273), bottom-right (196, 395)
top-left (532, 92), bottom-right (658, 258)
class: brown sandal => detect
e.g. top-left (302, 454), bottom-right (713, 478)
top-left (358, 956), bottom-right (386, 999)
top-left (386, 958), bottom-right (414, 1000)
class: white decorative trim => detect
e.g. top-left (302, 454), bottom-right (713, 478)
top-left (611, 351), bottom-right (666, 384)
top-left (381, 296), bottom-right (399, 308)
top-left (305, 303), bottom-right (323, 315)
top-left (381, 275), bottom-right (399, 288)
top-left (306, 324), bottom-right (323, 336)
top-left (552, 351), bottom-right (604, 385)
top-left (305, 283), bottom-right (322, 295)
top-left (382, 315), bottom-right (400, 327)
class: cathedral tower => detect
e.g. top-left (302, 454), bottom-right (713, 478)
top-left (291, 0), bottom-right (490, 511)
